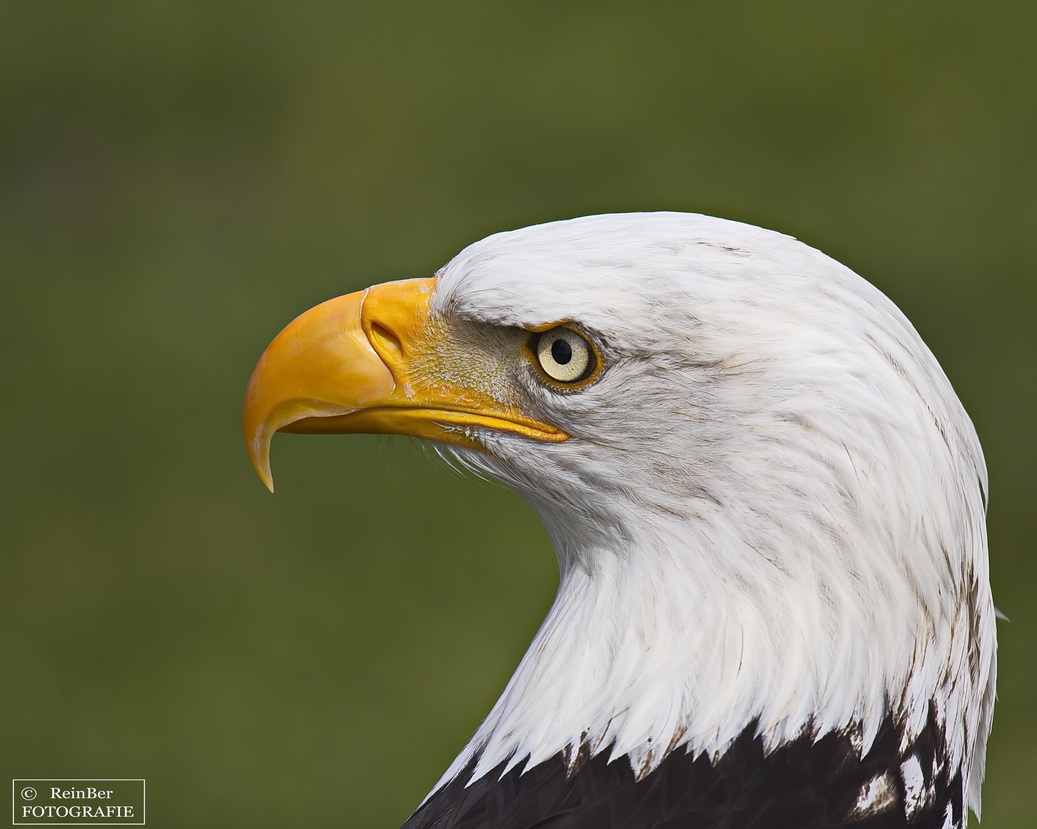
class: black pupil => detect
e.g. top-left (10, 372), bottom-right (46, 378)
top-left (551, 337), bottom-right (573, 365)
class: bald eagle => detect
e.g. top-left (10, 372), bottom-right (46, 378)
top-left (243, 213), bottom-right (995, 828)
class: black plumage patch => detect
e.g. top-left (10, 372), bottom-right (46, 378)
top-left (402, 703), bottom-right (961, 828)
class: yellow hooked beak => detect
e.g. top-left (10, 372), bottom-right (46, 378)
top-left (243, 278), bottom-right (567, 491)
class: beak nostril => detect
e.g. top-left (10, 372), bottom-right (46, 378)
top-left (369, 321), bottom-right (404, 363)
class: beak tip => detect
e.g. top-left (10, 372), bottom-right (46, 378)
top-left (258, 463), bottom-right (275, 493)
top-left (245, 425), bottom-right (277, 493)
top-left (254, 460), bottom-right (276, 494)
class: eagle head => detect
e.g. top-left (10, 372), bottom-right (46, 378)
top-left (243, 213), bottom-right (995, 827)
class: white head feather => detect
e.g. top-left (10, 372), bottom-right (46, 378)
top-left (421, 213), bottom-right (994, 817)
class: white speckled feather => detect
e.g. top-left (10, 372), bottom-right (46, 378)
top-left (410, 213), bottom-right (994, 823)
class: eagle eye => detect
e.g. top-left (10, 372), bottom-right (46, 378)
top-left (529, 326), bottom-right (597, 385)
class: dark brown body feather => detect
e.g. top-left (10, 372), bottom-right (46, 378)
top-left (403, 704), bottom-right (960, 829)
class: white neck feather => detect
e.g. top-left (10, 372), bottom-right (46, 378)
top-left (432, 424), bottom-right (992, 813)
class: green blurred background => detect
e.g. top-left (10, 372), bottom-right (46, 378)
top-left (2, 2), bottom-right (1034, 826)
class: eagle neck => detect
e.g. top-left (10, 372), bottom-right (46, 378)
top-left (430, 508), bottom-right (868, 792)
